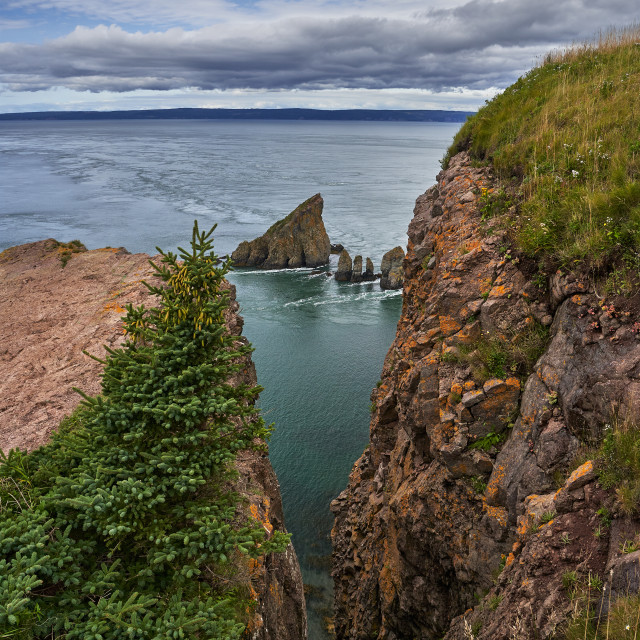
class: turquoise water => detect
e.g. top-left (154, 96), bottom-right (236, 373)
top-left (0, 119), bottom-right (460, 638)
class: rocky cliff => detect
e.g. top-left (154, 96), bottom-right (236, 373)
top-left (232, 193), bottom-right (330, 269)
top-left (331, 152), bottom-right (640, 639)
top-left (0, 239), bottom-right (307, 640)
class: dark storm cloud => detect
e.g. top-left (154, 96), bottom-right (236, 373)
top-left (1, 0), bottom-right (639, 94)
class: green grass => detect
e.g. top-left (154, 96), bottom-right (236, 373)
top-left (596, 415), bottom-right (640, 514)
top-left (461, 320), bottom-right (549, 383)
top-left (444, 27), bottom-right (640, 286)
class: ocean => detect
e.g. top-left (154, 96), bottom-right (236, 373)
top-left (0, 118), bottom-right (460, 638)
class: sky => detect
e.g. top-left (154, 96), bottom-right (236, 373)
top-left (0, 0), bottom-right (638, 113)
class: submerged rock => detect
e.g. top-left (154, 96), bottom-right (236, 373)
top-left (232, 194), bottom-right (330, 269)
top-left (380, 246), bottom-right (405, 289)
top-left (335, 249), bottom-right (352, 281)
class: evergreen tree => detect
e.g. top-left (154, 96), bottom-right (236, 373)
top-left (0, 222), bottom-right (289, 639)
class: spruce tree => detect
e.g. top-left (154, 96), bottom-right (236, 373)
top-left (0, 222), bottom-right (289, 639)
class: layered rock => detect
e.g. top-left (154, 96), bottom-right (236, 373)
top-left (232, 194), bottom-right (330, 269)
top-left (335, 249), bottom-right (353, 281)
top-left (380, 246), bottom-right (405, 289)
top-left (331, 152), bottom-right (640, 639)
top-left (0, 239), bottom-right (307, 640)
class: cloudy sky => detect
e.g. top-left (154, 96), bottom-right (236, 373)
top-left (0, 0), bottom-right (638, 113)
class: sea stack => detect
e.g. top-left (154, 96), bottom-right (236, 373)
top-left (335, 249), bottom-right (353, 281)
top-left (351, 255), bottom-right (363, 283)
top-left (232, 194), bottom-right (331, 269)
top-left (363, 257), bottom-right (376, 281)
top-left (380, 246), bottom-right (405, 289)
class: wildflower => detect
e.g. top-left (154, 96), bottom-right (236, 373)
top-left (572, 170), bottom-right (579, 178)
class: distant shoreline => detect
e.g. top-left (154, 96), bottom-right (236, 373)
top-left (0, 107), bottom-right (473, 123)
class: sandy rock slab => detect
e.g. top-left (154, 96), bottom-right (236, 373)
top-left (0, 239), bottom-right (157, 453)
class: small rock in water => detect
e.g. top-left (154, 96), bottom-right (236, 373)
top-left (335, 249), bottom-right (353, 281)
top-left (380, 246), bottom-right (405, 289)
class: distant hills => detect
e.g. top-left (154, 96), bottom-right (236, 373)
top-left (0, 107), bottom-right (473, 123)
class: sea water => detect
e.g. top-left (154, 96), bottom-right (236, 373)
top-left (0, 119), bottom-right (461, 638)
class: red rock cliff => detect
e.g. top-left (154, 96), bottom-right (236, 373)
top-left (331, 153), bottom-right (640, 639)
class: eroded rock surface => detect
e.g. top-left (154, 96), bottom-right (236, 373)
top-left (380, 246), bottom-right (405, 290)
top-left (336, 249), bottom-right (353, 281)
top-left (331, 152), bottom-right (640, 639)
top-left (232, 193), bottom-right (330, 269)
top-left (0, 239), bottom-right (307, 640)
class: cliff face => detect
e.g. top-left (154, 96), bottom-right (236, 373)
top-left (232, 193), bottom-right (330, 269)
top-left (331, 153), bottom-right (640, 639)
top-left (0, 239), bottom-right (307, 640)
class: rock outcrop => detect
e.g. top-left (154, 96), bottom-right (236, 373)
top-left (335, 249), bottom-right (353, 281)
top-left (232, 194), bottom-right (330, 269)
top-left (331, 152), bottom-right (640, 639)
top-left (380, 246), bottom-right (405, 289)
top-left (0, 239), bottom-right (307, 640)
top-left (351, 255), bottom-right (363, 283)
top-left (364, 258), bottom-right (376, 281)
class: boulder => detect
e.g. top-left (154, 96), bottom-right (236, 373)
top-left (231, 194), bottom-right (330, 269)
top-left (331, 243), bottom-right (345, 254)
top-left (335, 249), bottom-right (353, 281)
top-left (351, 255), bottom-right (363, 282)
top-left (380, 246), bottom-right (405, 290)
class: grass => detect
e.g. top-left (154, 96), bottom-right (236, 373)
top-left (54, 239), bottom-right (86, 267)
top-left (563, 587), bottom-right (640, 639)
top-left (461, 320), bottom-right (550, 383)
top-left (595, 414), bottom-right (640, 514)
top-left (443, 26), bottom-right (640, 287)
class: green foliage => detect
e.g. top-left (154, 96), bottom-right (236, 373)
top-left (463, 321), bottom-right (550, 383)
top-left (470, 475), bottom-right (487, 494)
top-left (0, 222), bottom-right (289, 639)
top-left (469, 430), bottom-right (506, 452)
top-left (478, 188), bottom-right (513, 220)
top-left (595, 416), bottom-right (640, 514)
top-left (54, 240), bottom-right (86, 268)
top-left (444, 28), bottom-right (640, 281)
top-left (540, 510), bottom-right (556, 524)
top-left (563, 579), bottom-right (640, 639)
top-left (487, 594), bottom-right (502, 611)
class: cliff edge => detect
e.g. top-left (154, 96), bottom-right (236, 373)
top-left (0, 239), bottom-right (307, 640)
top-left (331, 152), bottom-right (640, 639)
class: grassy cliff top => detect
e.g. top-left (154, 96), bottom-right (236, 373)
top-left (445, 27), bottom-right (640, 292)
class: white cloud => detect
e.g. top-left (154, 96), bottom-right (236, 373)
top-left (1, 0), bottom-right (638, 110)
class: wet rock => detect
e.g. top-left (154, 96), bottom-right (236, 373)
top-left (335, 249), bottom-right (352, 281)
top-left (232, 193), bottom-right (330, 269)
